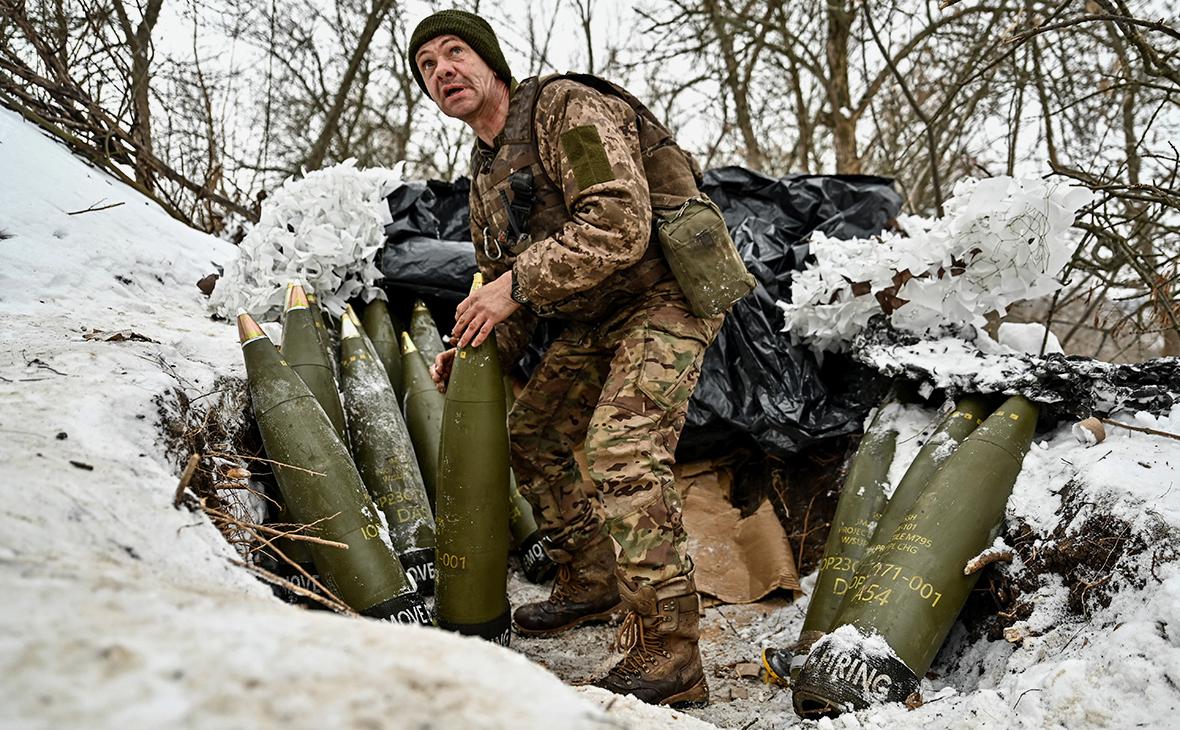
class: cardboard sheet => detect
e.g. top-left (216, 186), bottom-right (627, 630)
top-left (570, 451), bottom-right (799, 604)
top-left (678, 463), bottom-right (801, 604)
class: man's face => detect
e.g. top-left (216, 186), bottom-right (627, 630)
top-left (415, 35), bottom-right (498, 122)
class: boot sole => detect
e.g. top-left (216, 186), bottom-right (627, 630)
top-left (659, 677), bottom-right (709, 708)
top-left (512, 603), bottom-right (622, 637)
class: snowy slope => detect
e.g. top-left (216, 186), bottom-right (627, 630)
top-left (0, 108), bottom-right (709, 730)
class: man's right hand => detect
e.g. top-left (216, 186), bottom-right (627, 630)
top-left (430, 348), bottom-right (457, 393)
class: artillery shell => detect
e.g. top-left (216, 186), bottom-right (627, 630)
top-left (362, 298), bottom-right (404, 400)
top-left (433, 274), bottom-right (512, 645)
top-left (238, 312), bottom-right (429, 624)
top-left (340, 311), bottom-right (436, 595)
top-left (794, 395), bottom-right (1038, 717)
top-left (304, 288), bottom-right (339, 384)
top-left (281, 283), bottom-right (347, 443)
top-left (401, 333), bottom-right (444, 510)
top-left (503, 375), bottom-right (555, 584)
top-left (410, 298), bottom-right (447, 367)
top-left (793, 399), bottom-right (899, 677)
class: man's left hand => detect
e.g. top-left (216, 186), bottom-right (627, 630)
top-left (452, 271), bottom-right (521, 349)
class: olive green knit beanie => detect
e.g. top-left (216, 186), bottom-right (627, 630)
top-left (408, 10), bottom-right (512, 92)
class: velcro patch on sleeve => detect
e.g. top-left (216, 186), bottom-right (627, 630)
top-left (560, 125), bottom-right (615, 191)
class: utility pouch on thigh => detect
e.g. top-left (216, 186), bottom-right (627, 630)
top-left (656, 196), bottom-right (756, 317)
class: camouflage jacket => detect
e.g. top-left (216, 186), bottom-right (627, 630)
top-left (469, 77), bottom-right (675, 366)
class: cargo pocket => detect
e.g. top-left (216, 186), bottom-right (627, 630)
top-left (634, 325), bottom-right (705, 412)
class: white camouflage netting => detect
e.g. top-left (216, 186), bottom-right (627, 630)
top-left (778, 176), bottom-right (1094, 353)
top-left (209, 160), bottom-right (405, 319)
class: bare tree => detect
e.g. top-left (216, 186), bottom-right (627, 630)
top-left (302, 0), bottom-right (397, 171)
top-left (0, 0), bottom-right (253, 227)
top-left (111, 0), bottom-right (163, 191)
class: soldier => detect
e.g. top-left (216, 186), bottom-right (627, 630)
top-left (410, 9), bottom-right (723, 706)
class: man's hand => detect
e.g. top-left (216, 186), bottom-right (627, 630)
top-left (451, 270), bottom-right (521, 349)
top-left (430, 348), bottom-right (457, 393)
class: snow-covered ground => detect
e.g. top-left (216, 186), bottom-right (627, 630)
top-left (3, 106), bottom-right (1180, 729)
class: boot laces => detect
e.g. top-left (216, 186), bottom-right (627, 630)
top-left (611, 611), bottom-right (670, 676)
top-left (549, 563), bottom-right (584, 603)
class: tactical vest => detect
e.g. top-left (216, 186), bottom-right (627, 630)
top-left (470, 73), bottom-right (706, 321)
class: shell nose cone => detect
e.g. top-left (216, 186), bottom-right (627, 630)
top-left (284, 281), bottom-right (310, 312)
top-left (237, 311), bottom-right (268, 344)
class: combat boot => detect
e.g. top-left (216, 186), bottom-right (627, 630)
top-left (513, 534), bottom-right (621, 636)
top-left (593, 572), bottom-right (709, 707)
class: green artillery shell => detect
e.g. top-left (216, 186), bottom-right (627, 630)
top-left (401, 333), bottom-right (444, 510)
top-left (410, 298), bottom-right (447, 367)
top-left (237, 313), bottom-right (430, 624)
top-left (281, 284), bottom-right (348, 443)
top-left (434, 274), bottom-right (512, 645)
top-left (503, 376), bottom-right (556, 584)
top-left (794, 401), bottom-right (898, 672)
top-left (340, 313), bottom-right (437, 595)
top-left (794, 395), bottom-right (1038, 716)
top-left (304, 289), bottom-right (339, 384)
top-left (863, 395), bottom-right (993, 562)
top-left (362, 299), bottom-right (404, 400)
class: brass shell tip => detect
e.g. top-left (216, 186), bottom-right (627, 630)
top-left (284, 282), bottom-right (309, 311)
top-left (470, 272), bottom-right (484, 293)
top-left (236, 312), bottom-right (267, 344)
top-left (401, 332), bottom-right (418, 354)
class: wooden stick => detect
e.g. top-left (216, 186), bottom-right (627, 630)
top-left (1099, 417), bottom-right (1180, 443)
top-left (204, 449), bottom-right (326, 477)
top-left (67, 200), bottom-right (125, 215)
top-left (964, 547), bottom-right (1014, 575)
top-left (173, 453), bottom-right (200, 507)
top-left (203, 506), bottom-right (348, 550)
top-left (230, 559), bottom-right (354, 615)
top-left (248, 531), bottom-right (356, 614)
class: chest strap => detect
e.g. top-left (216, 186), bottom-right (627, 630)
top-left (499, 167), bottom-right (535, 243)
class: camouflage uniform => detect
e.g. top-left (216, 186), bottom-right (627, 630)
top-left (468, 78), bottom-right (723, 585)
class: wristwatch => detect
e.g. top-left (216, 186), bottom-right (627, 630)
top-left (510, 267), bottom-right (529, 306)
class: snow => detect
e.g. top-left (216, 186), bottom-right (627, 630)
top-left (821, 625), bottom-right (899, 662)
top-left (998, 321), bottom-right (1063, 356)
top-left (0, 108), bottom-right (691, 729)
top-left (872, 402), bottom-right (944, 500)
top-left (778, 176), bottom-right (1091, 353)
top-left (4, 107), bottom-right (1180, 730)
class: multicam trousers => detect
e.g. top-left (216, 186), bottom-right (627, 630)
top-left (509, 278), bottom-right (724, 585)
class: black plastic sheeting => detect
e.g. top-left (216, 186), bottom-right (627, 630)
top-left (379, 167), bottom-right (902, 459)
top-left (381, 180), bottom-right (477, 303)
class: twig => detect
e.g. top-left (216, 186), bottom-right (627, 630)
top-left (173, 453), bottom-right (200, 507)
top-left (66, 200), bottom-right (125, 215)
top-left (713, 604), bottom-right (741, 637)
top-left (1012, 687), bottom-right (1043, 709)
top-left (964, 547), bottom-right (1014, 575)
top-left (205, 449), bottom-right (326, 477)
top-left (230, 558), bottom-right (354, 615)
top-left (251, 530), bottom-right (353, 611)
top-left (796, 491), bottom-right (823, 572)
top-left (203, 506), bottom-right (348, 550)
top-left (861, 4), bottom-right (943, 215)
top-left (1099, 418), bottom-right (1180, 443)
